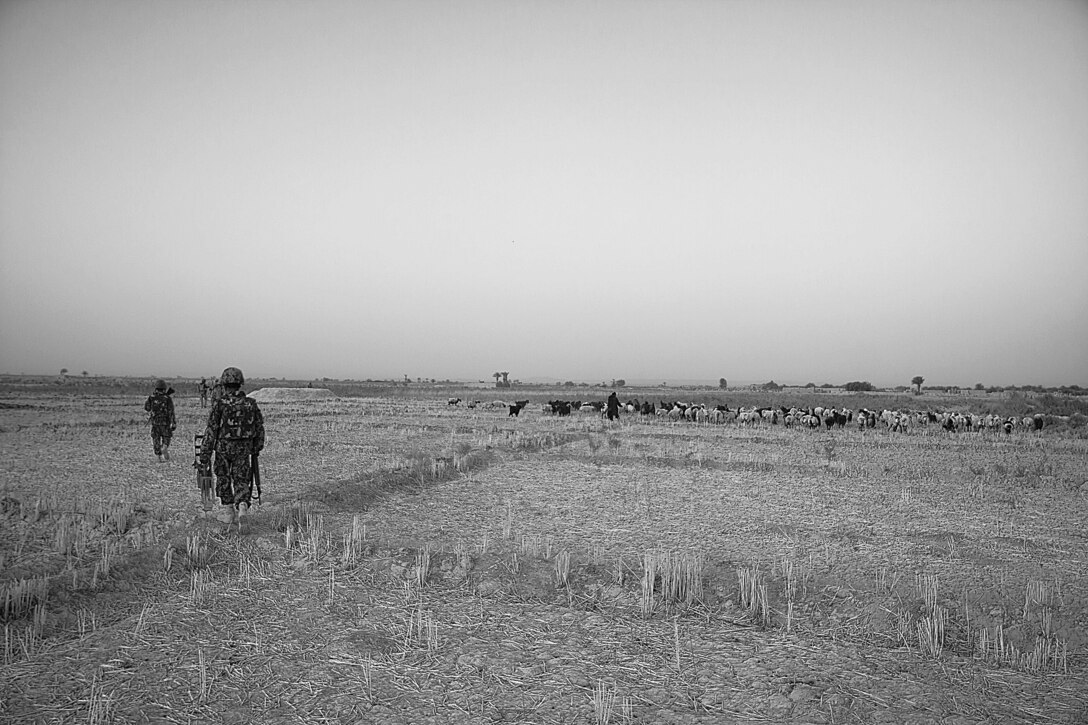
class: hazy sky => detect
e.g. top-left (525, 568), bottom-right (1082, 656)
top-left (2, 0), bottom-right (1086, 387)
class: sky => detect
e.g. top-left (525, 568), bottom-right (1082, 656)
top-left (1, 0), bottom-right (1086, 388)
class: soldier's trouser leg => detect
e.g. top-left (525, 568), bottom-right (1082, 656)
top-left (214, 454), bottom-right (253, 507)
top-left (212, 452), bottom-right (253, 532)
top-left (151, 429), bottom-right (163, 457)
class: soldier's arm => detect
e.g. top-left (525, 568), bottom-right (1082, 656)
top-left (169, 399), bottom-right (177, 428)
top-left (144, 397), bottom-right (152, 413)
top-left (254, 405), bottom-right (265, 453)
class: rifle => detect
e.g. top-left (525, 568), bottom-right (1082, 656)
top-left (251, 453), bottom-right (262, 505)
top-left (193, 433), bottom-right (214, 512)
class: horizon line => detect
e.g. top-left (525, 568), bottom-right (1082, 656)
top-left (1, 371), bottom-right (1084, 391)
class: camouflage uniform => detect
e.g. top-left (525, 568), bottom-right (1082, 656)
top-left (144, 384), bottom-right (176, 459)
top-left (199, 379), bottom-right (264, 517)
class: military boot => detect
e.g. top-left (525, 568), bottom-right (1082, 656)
top-left (218, 505), bottom-right (236, 533)
top-left (162, 444), bottom-right (170, 461)
top-left (156, 453), bottom-right (163, 462)
top-left (235, 502), bottom-right (249, 534)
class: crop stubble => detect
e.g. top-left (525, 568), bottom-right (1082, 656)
top-left (0, 391), bottom-right (1086, 724)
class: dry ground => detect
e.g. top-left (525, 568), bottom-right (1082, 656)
top-left (1, 391), bottom-right (1087, 724)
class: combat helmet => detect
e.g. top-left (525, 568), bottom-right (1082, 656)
top-left (154, 379), bottom-right (167, 391)
top-left (220, 367), bottom-right (245, 386)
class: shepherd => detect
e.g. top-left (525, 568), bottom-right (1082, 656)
top-left (606, 391), bottom-right (621, 422)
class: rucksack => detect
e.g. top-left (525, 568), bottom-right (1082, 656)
top-left (219, 396), bottom-right (259, 440)
top-left (147, 394), bottom-right (172, 425)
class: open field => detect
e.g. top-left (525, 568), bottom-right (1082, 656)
top-left (1, 386), bottom-right (1087, 724)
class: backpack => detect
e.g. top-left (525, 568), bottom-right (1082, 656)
top-left (147, 394), bottom-right (172, 425)
top-left (219, 395), bottom-right (259, 440)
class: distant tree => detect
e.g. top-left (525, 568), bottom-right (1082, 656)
top-left (60, 368), bottom-right (68, 376)
top-left (82, 371), bottom-right (88, 377)
top-left (500, 372), bottom-right (510, 387)
top-left (761, 380), bottom-right (781, 391)
top-left (820, 383), bottom-right (834, 389)
top-left (719, 378), bottom-right (728, 389)
top-left (844, 381), bottom-right (875, 392)
top-left (615, 379), bottom-right (626, 387)
top-left (975, 383), bottom-right (985, 391)
top-left (912, 376), bottom-right (925, 394)
top-left (493, 372), bottom-right (502, 387)
top-left (804, 382), bottom-right (816, 389)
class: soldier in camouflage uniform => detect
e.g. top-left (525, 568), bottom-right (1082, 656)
top-left (198, 367), bottom-right (264, 532)
top-left (144, 379), bottom-right (177, 461)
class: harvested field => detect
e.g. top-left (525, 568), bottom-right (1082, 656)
top-left (1, 389), bottom-right (1087, 724)
top-left (248, 387), bottom-right (337, 403)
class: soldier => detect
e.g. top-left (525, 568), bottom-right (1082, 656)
top-left (210, 377), bottom-right (224, 406)
top-left (144, 379), bottom-right (177, 461)
top-left (199, 377), bottom-right (210, 408)
top-left (198, 367), bottom-right (264, 533)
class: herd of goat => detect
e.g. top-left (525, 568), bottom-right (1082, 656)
top-left (447, 396), bottom-right (1046, 434)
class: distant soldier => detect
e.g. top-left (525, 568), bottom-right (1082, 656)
top-left (210, 377), bottom-right (224, 406)
top-left (144, 379), bottom-right (177, 461)
top-left (198, 367), bottom-right (265, 533)
top-left (199, 377), bottom-right (210, 408)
